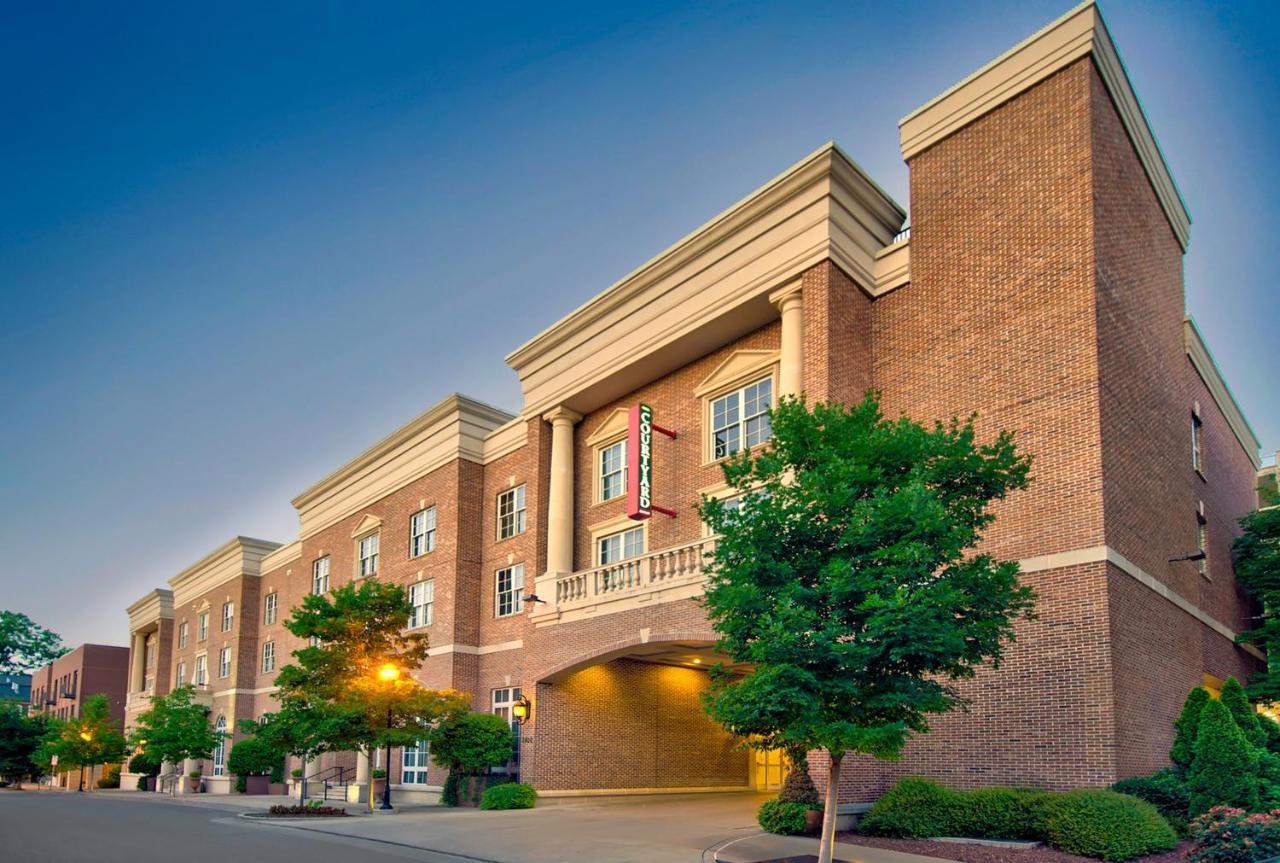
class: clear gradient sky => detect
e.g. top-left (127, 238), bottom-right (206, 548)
top-left (2, 1), bottom-right (1276, 649)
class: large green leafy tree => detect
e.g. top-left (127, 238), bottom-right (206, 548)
top-left (38, 694), bottom-right (126, 787)
top-left (272, 579), bottom-right (469, 805)
top-left (0, 704), bottom-right (49, 786)
top-left (1235, 508), bottom-right (1280, 701)
top-left (700, 394), bottom-right (1036, 863)
top-left (0, 611), bottom-right (67, 674)
top-left (127, 685), bottom-right (222, 784)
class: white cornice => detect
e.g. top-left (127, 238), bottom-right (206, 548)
top-left (1184, 317), bottom-right (1261, 469)
top-left (899, 1), bottom-right (1190, 251)
top-left (482, 417), bottom-right (529, 464)
top-left (126, 589), bottom-right (173, 629)
top-left (168, 537), bottom-right (281, 608)
top-left (260, 540), bottom-right (301, 575)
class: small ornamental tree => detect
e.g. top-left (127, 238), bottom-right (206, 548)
top-left (1187, 697), bottom-right (1259, 815)
top-left (227, 734), bottom-right (280, 780)
top-left (699, 394), bottom-right (1035, 863)
top-left (1234, 508), bottom-right (1280, 702)
top-left (430, 712), bottom-right (514, 806)
top-left (1220, 676), bottom-right (1265, 748)
top-left (0, 611), bottom-right (67, 674)
top-left (0, 704), bottom-right (49, 786)
top-left (38, 694), bottom-right (126, 787)
top-left (1171, 686), bottom-right (1211, 771)
top-left (128, 685), bottom-right (221, 788)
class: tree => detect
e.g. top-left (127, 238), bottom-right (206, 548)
top-left (273, 578), bottom-right (469, 807)
top-left (1221, 676), bottom-right (1265, 748)
top-left (0, 704), bottom-right (49, 787)
top-left (1234, 508), bottom-right (1280, 701)
top-left (37, 694), bottom-right (126, 790)
top-left (699, 394), bottom-right (1035, 863)
top-left (128, 685), bottom-right (222, 789)
top-left (430, 712), bottom-right (515, 807)
top-left (1187, 697), bottom-right (1259, 815)
top-left (1170, 686), bottom-right (1210, 771)
top-left (0, 611), bottom-right (67, 674)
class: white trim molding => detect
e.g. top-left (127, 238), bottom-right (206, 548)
top-left (899, 0), bottom-right (1191, 250)
top-left (1184, 317), bottom-right (1262, 469)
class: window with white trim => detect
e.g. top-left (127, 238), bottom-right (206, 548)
top-left (402, 738), bottom-right (429, 785)
top-left (409, 580), bottom-right (434, 629)
top-left (495, 565), bottom-right (525, 618)
top-left (1197, 512), bottom-right (1209, 577)
top-left (175, 661), bottom-right (186, 687)
top-left (218, 647), bottom-right (231, 678)
top-left (264, 593), bottom-right (277, 625)
top-left (497, 485), bottom-right (526, 540)
top-left (358, 533), bottom-right (379, 577)
top-left (710, 377), bottom-right (772, 459)
top-left (491, 687), bottom-right (521, 768)
top-left (197, 612), bottom-right (209, 642)
top-left (178, 622), bottom-right (188, 649)
top-left (597, 526), bottom-right (644, 565)
top-left (261, 641), bottom-right (275, 673)
top-left (194, 655), bottom-right (207, 686)
top-left (410, 507), bottom-right (436, 557)
top-left (599, 440), bottom-right (626, 501)
top-left (221, 601), bottom-right (234, 632)
top-left (1192, 413), bottom-right (1204, 473)
top-left (312, 556), bottom-right (330, 594)
top-left (212, 715), bottom-right (227, 776)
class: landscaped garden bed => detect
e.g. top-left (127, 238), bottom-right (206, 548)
top-left (836, 835), bottom-right (1190, 863)
top-left (263, 803), bottom-right (349, 817)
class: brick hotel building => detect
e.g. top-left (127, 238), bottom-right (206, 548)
top-left (120, 2), bottom-right (1266, 810)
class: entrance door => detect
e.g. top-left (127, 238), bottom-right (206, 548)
top-left (753, 749), bottom-right (786, 791)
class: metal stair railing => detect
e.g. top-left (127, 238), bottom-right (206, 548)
top-left (305, 765), bottom-right (350, 802)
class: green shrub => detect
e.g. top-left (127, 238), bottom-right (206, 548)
top-left (96, 765), bottom-right (121, 789)
top-left (778, 760), bottom-right (821, 806)
top-left (226, 736), bottom-right (281, 780)
top-left (1172, 687), bottom-right (1211, 771)
top-left (758, 799), bottom-right (811, 835)
top-left (953, 787), bottom-right (1038, 839)
top-left (1111, 768), bottom-right (1190, 835)
top-left (1189, 806), bottom-right (1280, 863)
top-left (441, 772), bottom-right (460, 807)
top-left (1221, 677), bottom-right (1265, 748)
top-left (234, 775), bottom-right (247, 793)
top-left (480, 782), bottom-right (536, 810)
top-left (1257, 751), bottom-right (1280, 810)
top-left (859, 777), bottom-right (960, 838)
top-left (1189, 698), bottom-right (1260, 815)
top-left (1037, 790), bottom-right (1177, 861)
top-left (127, 752), bottom-right (161, 777)
top-left (429, 713), bottom-right (514, 774)
top-left (1261, 716), bottom-right (1280, 755)
top-left (136, 775), bottom-right (148, 791)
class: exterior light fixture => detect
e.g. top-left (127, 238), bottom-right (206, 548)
top-left (79, 731), bottom-right (93, 742)
top-left (511, 694), bottom-right (531, 725)
top-left (692, 658), bottom-right (702, 664)
top-left (377, 663), bottom-right (400, 682)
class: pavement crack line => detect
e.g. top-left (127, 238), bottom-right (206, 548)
top-left (240, 819), bottom-right (513, 863)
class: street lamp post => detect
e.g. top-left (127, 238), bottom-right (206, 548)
top-left (77, 730), bottom-right (93, 792)
top-left (377, 663), bottom-right (399, 811)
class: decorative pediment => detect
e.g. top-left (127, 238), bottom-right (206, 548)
top-left (585, 408), bottom-right (630, 447)
top-left (694, 350), bottom-right (779, 398)
top-left (350, 513), bottom-right (382, 539)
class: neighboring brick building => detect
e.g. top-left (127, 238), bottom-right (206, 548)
top-left (122, 1), bottom-right (1266, 811)
top-left (29, 644), bottom-right (129, 788)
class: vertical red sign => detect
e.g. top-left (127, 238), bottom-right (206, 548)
top-left (627, 403), bottom-right (653, 520)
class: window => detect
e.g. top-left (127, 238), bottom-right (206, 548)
top-left (402, 738), bottom-right (429, 785)
top-left (497, 485), bottom-right (526, 540)
top-left (711, 377), bottom-right (772, 459)
top-left (1192, 413), bottom-right (1204, 473)
top-left (175, 661), bottom-right (186, 687)
top-left (409, 580), bottom-right (434, 629)
top-left (410, 507), bottom-right (437, 557)
top-left (599, 440), bottom-right (626, 501)
top-left (264, 593), bottom-right (277, 625)
top-left (598, 526), bottom-right (644, 565)
top-left (495, 564), bottom-right (525, 617)
top-left (197, 612), bottom-right (209, 642)
top-left (1197, 513), bottom-right (1209, 577)
top-left (358, 533), bottom-right (379, 577)
top-left (492, 687), bottom-right (522, 768)
top-left (212, 716), bottom-right (226, 776)
top-left (218, 647), bottom-right (231, 678)
top-left (194, 655), bottom-right (207, 686)
top-left (221, 601), bottom-right (234, 632)
top-left (178, 622), bottom-right (188, 649)
top-left (312, 556), bottom-right (330, 594)
top-left (261, 641), bottom-right (275, 673)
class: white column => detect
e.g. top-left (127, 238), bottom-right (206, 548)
top-left (770, 284), bottom-right (804, 399)
top-left (130, 632), bottom-right (146, 693)
top-left (541, 406), bottom-right (582, 599)
top-left (355, 750), bottom-right (370, 804)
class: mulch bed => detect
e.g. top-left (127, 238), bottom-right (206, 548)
top-left (835, 834), bottom-right (1192, 863)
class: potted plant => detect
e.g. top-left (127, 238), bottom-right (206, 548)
top-left (187, 769), bottom-right (203, 793)
top-left (290, 767), bottom-right (304, 798)
top-left (371, 768), bottom-right (387, 802)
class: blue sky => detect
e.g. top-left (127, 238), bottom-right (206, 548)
top-left (2, 1), bottom-right (1276, 648)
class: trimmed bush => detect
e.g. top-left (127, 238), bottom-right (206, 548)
top-left (227, 736), bottom-right (281, 782)
top-left (1189, 698), bottom-right (1260, 815)
top-left (1111, 768), bottom-right (1190, 835)
top-left (96, 765), bottom-right (121, 789)
top-left (1256, 751), bottom-right (1280, 810)
top-left (480, 782), bottom-right (536, 810)
top-left (953, 787), bottom-right (1038, 839)
top-left (441, 772), bottom-right (460, 807)
top-left (1261, 716), bottom-right (1280, 755)
top-left (1037, 790), bottom-right (1178, 862)
top-left (859, 777), bottom-right (960, 838)
top-left (778, 760), bottom-right (821, 807)
top-left (1172, 687), bottom-right (1212, 771)
top-left (758, 799), bottom-right (811, 835)
top-left (1189, 806), bottom-right (1280, 863)
top-left (1221, 677), bottom-right (1265, 748)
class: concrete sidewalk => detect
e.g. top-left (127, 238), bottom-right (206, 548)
top-left (709, 832), bottom-right (949, 863)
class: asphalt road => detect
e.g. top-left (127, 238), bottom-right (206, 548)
top-left (0, 792), bottom-right (476, 862)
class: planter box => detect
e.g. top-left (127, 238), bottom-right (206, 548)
top-left (245, 775), bottom-right (270, 795)
top-left (371, 778), bottom-right (387, 805)
top-left (145, 777), bottom-right (157, 792)
top-left (188, 778), bottom-right (203, 793)
top-left (268, 782), bottom-right (287, 796)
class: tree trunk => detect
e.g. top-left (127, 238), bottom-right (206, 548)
top-left (817, 751), bottom-right (842, 863)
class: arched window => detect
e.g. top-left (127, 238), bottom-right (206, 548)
top-left (212, 716), bottom-right (227, 776)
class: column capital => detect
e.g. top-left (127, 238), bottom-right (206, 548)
top-left (767, 280), bottom-right (803, 311)
top-left (542, 405), bottom-right (583, 426)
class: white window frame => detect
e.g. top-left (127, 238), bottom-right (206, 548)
top-left (264, 593), bottom-right (277, 625)
top-left (261, 641), bottom-right (275, 673)
top-left (312, 556), bottom-right (330, 595)
top-left (491, 687), bottom-right (522, 769)
top-left (599, 439), bottom-right (627, 502)
top-left (409, 580), bottom-right (434, 629)
top-left (710, 376), bottom-right (773, 460)
top-left (175, 661), bottom-right (186, 687)
top-left (495, 564), bottom-right (525, 618)
top-left (1192, 412), bottom-right (1204, 474)
top-left (218, 647), bottom-right (231, 679)
top-left (197, 612), bottom-right (209, 642)
top-left (1197, 513), bottom-right (1209, 578)
top-left (597, 525), bottom-right (645, 565)
top-left (410, 507), bottom-right (437, 558)
top-left (358, 532), bottom-right (379, 577)
top-left (221, 601), bottom-right (234, 632)
top-left (402, 737), bottom-right (429, 785)
top-left (178, 622), bottom-right (188, 649)
top-left (194, 654), bottom-right (207, 686)
top-left (496, 485), bottom-right (526, 540)
top-left (212, 716), bottom-right (227, 776)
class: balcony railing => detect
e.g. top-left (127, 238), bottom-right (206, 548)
top-left (554, 536), bottom-right (715, 612)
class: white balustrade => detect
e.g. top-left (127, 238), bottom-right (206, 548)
top-left (554, 537), bottom-right (715, 610)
